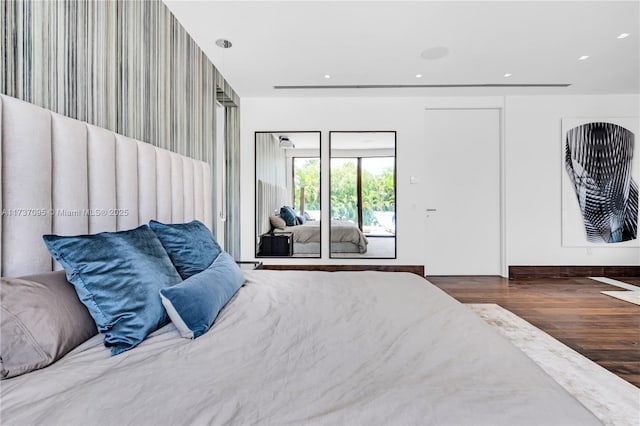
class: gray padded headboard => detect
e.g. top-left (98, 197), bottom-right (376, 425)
top-left (256, 179), bottom-right (290, 238)
top-left (0, 94), bottom-right (212, 277)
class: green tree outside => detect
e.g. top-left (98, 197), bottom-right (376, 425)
top-left (294, 157), bottom-right (395, 229)
top-left (331, 158), bottom-right (396, 226)
top-left (293, 158), bottom-right (320, 211)
top-left (330, 159), bottom-right (358, 221)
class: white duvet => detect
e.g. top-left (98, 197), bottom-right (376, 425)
top-left (1, 271), bottom-right (600, 425)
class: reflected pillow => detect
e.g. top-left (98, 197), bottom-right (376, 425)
top-left (42, 225), bottom-right (182, 356)
top-left (149, 220), bottom-right (222, 279)
top-left (279, 206), bottom-right (297, 226)
top-left (160, 252), bottom-right (245, 339)
top-left (0, 271), bottom-right (98, 379)
top-left (270, 215), bottom-right (287, 230)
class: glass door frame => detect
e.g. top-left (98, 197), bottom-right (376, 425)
top-left (329, 131), bottom-right (397, 259)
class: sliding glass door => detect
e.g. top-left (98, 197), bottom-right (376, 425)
top-left (361, 157), bottom-right (395, 236)
top-left (330, 158), bottom-right (358, 225)
top-left (329, 132), bottom-right (396, 258)
top-left (330, 157), bottom-right (395, 235)
top-left (293, 157), bottom-right (320, 221)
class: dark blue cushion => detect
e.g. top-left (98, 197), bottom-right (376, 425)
top-left (42, 225), bottom-right (182, 356)
top-left (159, 252), bottom-right (245, 339)
top-left (149, 220), bottom-right (222, 279)
top-left (279, 206), bottom-right (297, 226)
top-left (296, 214), bottom-right (306, 225)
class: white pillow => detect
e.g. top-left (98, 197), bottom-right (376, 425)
top-left (270, 215), bottom-right (287, 230)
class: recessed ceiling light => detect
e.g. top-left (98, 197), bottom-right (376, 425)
top-left (617, 33), bottom-right (630, 39)
top-left (324, 74), bottom-right (331, 79)
top-left (416, 74), bottom-right (423, 78)
top-left (504, 73), bottom-right (512, 78)
top-left (215, 39), bottom-right (232, 49)
top-left (578, 55), bottom-right (590, 61)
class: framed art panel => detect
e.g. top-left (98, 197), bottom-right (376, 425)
top-left (562, 117), bottom-right (639, 247)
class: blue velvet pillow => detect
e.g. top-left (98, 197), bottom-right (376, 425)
top-left (159, 252), bottom-right (245, 339)
top-left (279, 206), bottom-right (298, 226)
top-left (149, 220), bottom-right (222, 279)
top-left (42, 225), bottom-right (182, 356)
top-left (296, 214), bottom-right (306, 225)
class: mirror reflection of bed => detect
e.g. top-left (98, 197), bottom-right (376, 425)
top-left (255, 132), bottom-right (322, 257)
top-left (255, 131), bottom-right (396, 259)
top-left (330, 131), bottom-right (396, 259)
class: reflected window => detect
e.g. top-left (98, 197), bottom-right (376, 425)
top-left (361, 157), bottom-right (395, 236)
top-left (330, 158), bottom-right (358, 224)
top-left (330, 132), bottom-right (396, 259)
top-left (293, 157), bottom-right (320, 221)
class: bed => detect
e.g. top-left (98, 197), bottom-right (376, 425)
top-left (256, 181), bottom-right (367, 255)
top-left (0, 95), bottom-right (601, 425)
top-left (2, 270), bottom-right (599, 425)
top-left (273, 219), bottom-right (368, 254)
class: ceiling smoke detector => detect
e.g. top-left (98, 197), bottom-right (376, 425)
top-left (279, 136), bottom-right (295, 149)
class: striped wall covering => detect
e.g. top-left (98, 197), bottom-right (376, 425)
top-left (256, 133), bottom-right (288, 192)
top-left (0, 0), bottom-right (241, 257)
top-left (216, 70), bottom-right (240, 107)
top-left (225, 104), bottom-right (241, 258)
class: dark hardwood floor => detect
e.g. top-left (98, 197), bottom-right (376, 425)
top-left (428, 276), bottom-right (640, 388)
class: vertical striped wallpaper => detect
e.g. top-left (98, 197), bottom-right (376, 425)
top-left (225, 106), bottom-right (241, 258)
top-left (0, 0), bottom-right (241, 257)
top-left (256, 133), bottom-right (288, 191)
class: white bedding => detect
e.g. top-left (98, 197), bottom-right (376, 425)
top-left (274, 220), bottom-right (368, 253)
top-left (1, 271), bottom-right (600, 425)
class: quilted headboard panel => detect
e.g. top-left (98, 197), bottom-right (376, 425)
top-left (256, 179), bottom-right (290, 239)
top-left (0, 95), bottom-right (213, 277)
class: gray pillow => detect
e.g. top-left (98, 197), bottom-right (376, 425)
top-left (0, 271), bottom-right (98, 379)
top-left (270, 215), bottom-right (287, 230)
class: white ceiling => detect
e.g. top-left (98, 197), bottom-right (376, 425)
top-left (164, 1), bottom-right (640, 97)
top-left (331, 132), bottom-right (395, 150)
top-left (262, 131), bottom-right (394, 149)
top-left (272, 132), bottom-right (320, 149)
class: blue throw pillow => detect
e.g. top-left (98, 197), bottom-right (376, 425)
top-left (159, 252), bottom-right (245, 339)
top-left (279, 206), bottom-right (297, 226)
top-left (296, 214), bottom-right (306, 225)
top-left (149, 220), bottom-right (222, 279)
top-left (42, 225), bottom-right (182, 356)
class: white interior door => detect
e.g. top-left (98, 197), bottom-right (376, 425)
top-left (424, 108), bottom-right (502, 275)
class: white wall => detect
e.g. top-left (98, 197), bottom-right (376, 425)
top-left (505, 95), bottom-right (639, 266)
top-left (241, 94), bottom-right (640, 269)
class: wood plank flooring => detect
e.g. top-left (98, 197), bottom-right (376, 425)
top-left (428, 276), bottom-right (640, 387)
